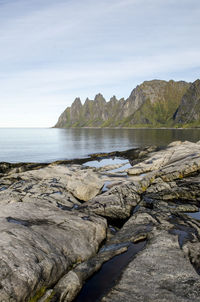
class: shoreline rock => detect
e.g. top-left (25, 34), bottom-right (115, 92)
top-left (0, 141), bottom-right (200, 301)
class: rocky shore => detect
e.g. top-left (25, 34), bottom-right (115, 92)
top-left (1, 141), bottom-right (200, 301)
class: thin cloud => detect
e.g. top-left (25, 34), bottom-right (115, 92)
top-left (0, 0), bottom-right (199, 127)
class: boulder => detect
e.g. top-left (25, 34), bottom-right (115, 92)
top-left (79, 181), bottom-right (141, 220)
top-left (67, 170), bottom-right (104, 201)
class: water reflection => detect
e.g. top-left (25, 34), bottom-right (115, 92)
top-left (0, 128), bottom-right (199, 162)
top-left (58, 128), bottom-right (200, 155)
top-left (186, 210), bottom-right (200, 220)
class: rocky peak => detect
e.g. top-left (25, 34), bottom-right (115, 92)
top-left (109, 95), bottom-right (118, 103)
top-left (54, 79), bottom-right (196, 128)
top-left (94, 93), bottom-right (106, 103)
top-left (72, 97), bottom-right (82, 108)
top-left (190, 79), bottom-right (200, 93)
top-left (70, 97), bottom-right (83, 123)
top-left (84, 97), bottom-right (92, 105)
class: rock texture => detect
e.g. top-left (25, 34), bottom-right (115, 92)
top-left (0, 164), bottom-right (109, 301)
top-left (54, 79), bottom-right (193, 128)
top-left (101, 213), bottom-right (200, 302)
top-left (1, 141), bottom-right (200, 301)
top-left (174, 79), bottom-right (200, 125)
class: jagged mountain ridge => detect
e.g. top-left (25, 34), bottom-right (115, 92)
top-left (54, 79), bottom-right (200, 128)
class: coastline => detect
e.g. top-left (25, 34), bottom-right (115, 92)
top-left (1, 141), bottom-right (200, 301)
top-left (54, 126), bottom-right (200, 130)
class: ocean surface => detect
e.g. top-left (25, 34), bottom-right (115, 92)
top-left (0, 128), bottom-right (200, 163)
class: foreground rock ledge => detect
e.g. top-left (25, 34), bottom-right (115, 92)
top-left (0, 141), bottom-right (200, 301)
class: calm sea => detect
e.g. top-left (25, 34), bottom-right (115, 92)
top-left (0, 128), bottom-right (200, 163)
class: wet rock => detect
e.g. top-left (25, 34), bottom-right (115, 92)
top-left (70, 207), bottom-right (200, 302)
top-left (101, 231), bottom-right (200, 302)
top-left (54, 245), bottom-right (127, 302)
top-left (54, 211), bottom-right (153, 302)
top-left (100, 209), bottom-right (200, 302)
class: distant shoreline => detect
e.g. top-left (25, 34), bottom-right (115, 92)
top-left (54, 126), bottom-right (200, 130)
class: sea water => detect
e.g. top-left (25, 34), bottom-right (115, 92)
top-left (0, 127), bottom-right (199, 163)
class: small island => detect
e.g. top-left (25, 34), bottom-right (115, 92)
top-left (0, 140), bottom-right (200, 301)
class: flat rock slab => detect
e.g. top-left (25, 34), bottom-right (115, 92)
top-left (0, 201), bottom-right (107, 301)
top-left (0, 164), bottom-right (106, 205)
top-left (101, 231), bottom-right (200, 302)
top-left (100, 207), bottom-right (200, 302)
top-left (127, 140), bottom-right (200, 178)
top-left (66, 169), bottom-right (104, 201)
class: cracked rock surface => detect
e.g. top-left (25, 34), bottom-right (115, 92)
top-left (1, 141), bottom-right (200, 301)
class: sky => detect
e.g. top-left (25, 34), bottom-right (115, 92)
top-left (0, 0), bottom-right (200, 127)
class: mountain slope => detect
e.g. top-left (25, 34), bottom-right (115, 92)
top-left (54, 79), bottom-right (192, 128)
top-left (174, 79), bottom-right (200, 126)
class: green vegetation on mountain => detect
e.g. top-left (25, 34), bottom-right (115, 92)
top-left (54, 79), bottom-right (200, 128)
top-left (174, 79), bottom-right (200, 127)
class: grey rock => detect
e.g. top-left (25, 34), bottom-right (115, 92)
top-left (54, 245), bottom-right (127, 302)
top-left (66, 169), bottom-right (104, 202)
top-left (1, 140), bottom-right (200, 301)
top-left (101, 232), bottom-right (200, 302)
top-left (0, 164), bottom-right (105, 205)
top-left (0, 201), bottom-right (107, 301)
top-left (100, 209), bottom-right (200, 302)
top-left (79, 181), bottom-right (141, 220)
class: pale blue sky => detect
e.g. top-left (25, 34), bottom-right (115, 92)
top-left (0, 0), bottom-right (200, 127)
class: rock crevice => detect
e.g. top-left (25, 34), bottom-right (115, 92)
top-left (1, 141), bottom-right (200, 301)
